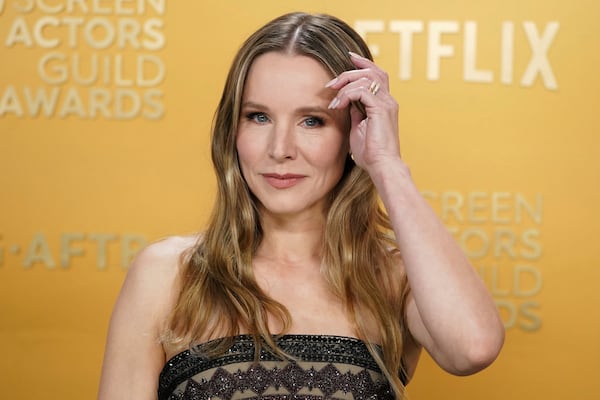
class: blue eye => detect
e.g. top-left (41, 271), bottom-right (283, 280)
top-left (246, 112), bottom-right (269, 124)
top-left (302, 116), bottom-right (324, 128)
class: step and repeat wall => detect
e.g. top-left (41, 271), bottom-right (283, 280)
top-left (1, 0), bottom-right (598, 398)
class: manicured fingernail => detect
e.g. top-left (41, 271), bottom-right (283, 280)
top-left (325, 77), bottom-right (338, 88)
top-left (328, 97), bottom-right (340, 109)
top-left (349, 51), bottom-right (361, 58)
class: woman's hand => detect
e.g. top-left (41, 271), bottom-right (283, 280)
top-left (326, 52), bottom-right (402, 176)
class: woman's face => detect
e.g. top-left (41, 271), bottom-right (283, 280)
top-left (236, 51), bottom-right (349, 220)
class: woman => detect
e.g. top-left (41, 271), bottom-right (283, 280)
top-left (98, 12), bottom-right (504, 400)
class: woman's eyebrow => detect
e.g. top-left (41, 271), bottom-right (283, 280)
top-left (242, 103), bottom-right (333, 116)
top-left (241, 101), bottom-right (268, 110)
top-left (295, 106), bottom-right (330, 114)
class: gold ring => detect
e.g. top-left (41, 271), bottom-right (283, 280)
top-left (368, 80), bottom-right (381, 95)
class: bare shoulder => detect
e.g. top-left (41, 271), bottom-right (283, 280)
top-left (129, 235), bottom-right (201, 310)
top-left (98, 234), bottom-right (200, 400)
top-left (111, 233), bottom-right (200, 333)
top-left (121, 236), bottom-right (196, 301)
top-left (131, 235), bottom-right (198, 274)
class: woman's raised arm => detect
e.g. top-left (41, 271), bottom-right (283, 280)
top-left (327, 52), bottom-right (504, 375)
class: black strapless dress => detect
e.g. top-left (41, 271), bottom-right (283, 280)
top-left (158, 334), bottom-right (406, 400)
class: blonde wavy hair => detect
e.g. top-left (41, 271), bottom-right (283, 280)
top-left (166, 12), bottom-right (411, 398)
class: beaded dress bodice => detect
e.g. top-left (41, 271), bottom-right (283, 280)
top-left (158, 334), bottom-right (405, 400)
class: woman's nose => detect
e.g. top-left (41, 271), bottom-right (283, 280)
top-left (268, 122), bottom-right (297, 160)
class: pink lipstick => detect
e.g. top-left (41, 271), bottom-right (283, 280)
top-left (262, 173), bottom-right (305, 189)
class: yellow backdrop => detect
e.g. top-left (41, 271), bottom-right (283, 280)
top-left (1, 0), bottom-right (598, 399)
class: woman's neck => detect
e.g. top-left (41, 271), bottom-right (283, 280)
top-left (255, 211), bottom-right (325, 267)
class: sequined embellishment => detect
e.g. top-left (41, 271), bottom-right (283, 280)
top-left (158, 334), bottom-right (404, 400)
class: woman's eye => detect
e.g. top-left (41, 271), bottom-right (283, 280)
top-left (302, 116), bottom-right (324, 128)
top-left (247, 112), bottom-right (269, 124)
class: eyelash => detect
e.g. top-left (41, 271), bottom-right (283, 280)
top-left (246, 112), bottom-right (269, 124)
top-left (302, 116), bottom-right (325, 128)
top-left (244, 112), bottom-right (325, 128)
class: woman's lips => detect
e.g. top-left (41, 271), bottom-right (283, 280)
top-left (262, 173), bottom-right (305, 189)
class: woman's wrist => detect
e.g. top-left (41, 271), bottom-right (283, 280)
top-left (367, 157), bottom-right (413, 192)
